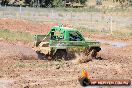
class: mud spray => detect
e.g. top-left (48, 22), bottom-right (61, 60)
top-left (72, 52), bottom-right (92, 64)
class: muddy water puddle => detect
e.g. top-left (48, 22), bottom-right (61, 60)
top-left (86, 38), bottom-right (128, 47)
top-left (96, 39), bottom-right (128, 47)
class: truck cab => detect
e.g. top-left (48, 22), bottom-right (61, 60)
top-left (33, 25), bottom-right (101, 59)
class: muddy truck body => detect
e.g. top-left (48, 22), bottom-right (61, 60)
top-left (33, 26), bottom-right (101, 59)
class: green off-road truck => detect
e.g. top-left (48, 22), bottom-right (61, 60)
top-left (33, 25), bottom-right (101, 59)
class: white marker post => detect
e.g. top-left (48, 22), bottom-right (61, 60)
top-left (110, 16), bottom-right (113, 35)
top-left (19, 5), bottom-right (22, 19)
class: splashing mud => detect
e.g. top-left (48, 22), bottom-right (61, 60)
top-left (72, 53), bottom-right (92, 64)
top-left (0, 42), bottom-right (38, 60)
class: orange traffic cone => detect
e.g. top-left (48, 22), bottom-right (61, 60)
top-left (82, 68), bottom-right (89, 77)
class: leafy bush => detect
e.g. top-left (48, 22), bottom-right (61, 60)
top-left (52, 0), bottom-right (64, 7)
top-left (80, 0), bottom-right (87, 5)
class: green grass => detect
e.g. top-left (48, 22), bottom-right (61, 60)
top-left (51, 6), bottom-right (131, 12)
top-left (0, 29), bottom-right (33, 41)
top-left (53, 7), bottom-right (101, 12)
top-left (77, 27), bottom-right (132, 37)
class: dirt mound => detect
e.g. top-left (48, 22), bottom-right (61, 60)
top-left (0, 18), bottom-right (73, 34)
top-left (0, 42), bottom-right (38, 60)
top-left (0, 18), bottom-right (56, 34)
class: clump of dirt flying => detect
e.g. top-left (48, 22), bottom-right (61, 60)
top-left (72, 53), bottom-right (92, 64)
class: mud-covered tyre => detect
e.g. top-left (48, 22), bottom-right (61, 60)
top-left (89, 47), bottom-right (101, 59)
top-left (90, 49), bottom-right (97, 59)
top-left (54, 49), bottom-right (67, 59)
top-left (35, 51), bottom-right (45, 59)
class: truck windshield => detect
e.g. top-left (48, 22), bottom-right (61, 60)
top-left (69, 32), bottom-right (82, 41)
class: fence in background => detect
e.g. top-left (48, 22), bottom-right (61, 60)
top-left (0, 6), bottom-right (132, 34)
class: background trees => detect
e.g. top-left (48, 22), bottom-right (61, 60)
top-left (0, 0), bottom-right (88, 7)
top-left (1, 0), bottom-right (131, 7)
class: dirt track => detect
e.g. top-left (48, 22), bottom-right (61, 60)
top-left (0, 18), bottom-right (132, 88)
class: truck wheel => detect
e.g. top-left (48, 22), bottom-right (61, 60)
top-left (36, 51), bottom-right (45, 59)
top-left (90, 49), bottom-right (97, 59)
top-left (54, 50), bottom-right (67, 59)
top-left (84, 47), bottom-right (96, 58)
top-left (89, 47), bottom-right (101, 59)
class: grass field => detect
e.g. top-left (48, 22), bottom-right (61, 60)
top-left (0, 29), bottom-right (32, 41)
